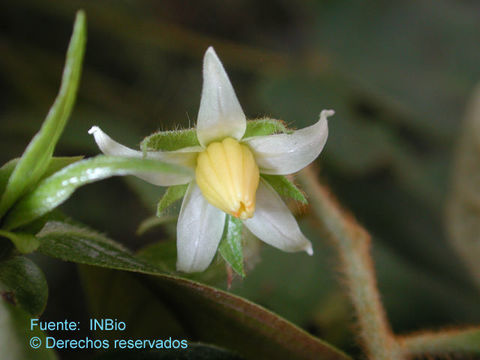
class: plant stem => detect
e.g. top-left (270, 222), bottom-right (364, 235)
top-left (398, 326), bottom-right (480, 356)
top-left (299, 167), bottom-right (402, 360)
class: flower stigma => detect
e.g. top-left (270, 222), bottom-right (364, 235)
top-left (195, 137), bottom-right (259, 220)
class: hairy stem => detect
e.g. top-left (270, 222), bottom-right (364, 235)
top-left (398, 326), bottom-right (480, 357)
top-left (299, 167), bottom-right (402, 360)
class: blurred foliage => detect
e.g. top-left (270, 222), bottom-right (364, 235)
top-left (1, 0), bottom-right (480, 359)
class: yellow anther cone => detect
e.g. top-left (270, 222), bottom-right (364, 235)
top-left (196, 138), bottom-right (259, 220)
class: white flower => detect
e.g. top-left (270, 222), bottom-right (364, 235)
top-left (89, 47), bottom-right (333, 273)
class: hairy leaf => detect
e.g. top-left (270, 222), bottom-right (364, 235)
top-left (36, 221), bottom-right (167, 274)
top-left (81, 266), bottom-right (351, 360)
top-left (33, 224), bottom-right (349, 360)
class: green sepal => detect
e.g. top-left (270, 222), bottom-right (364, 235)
top-left (141, 128), bottom-right (200, 152)
top-left (156, 184), bottom-right (188, 216)
top-left (244, 118), bottom-right (290, 138)
top-left (3, 155), bottom-right (191, 230)
top-left (0, 11), bottom-right (86, 219)
top-left (218, 215), bottom-right (245, 277)
top-left (140, 118), bottom-right (290, 153)
top-left (0, 230), bottom-right (40, 254)
top-left (0, 256), bottom-right (48, 316)
top-left (261, 174), bottom-right (307, 204)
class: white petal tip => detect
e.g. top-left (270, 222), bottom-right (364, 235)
top-left (320, 109), bottom-right (335, 119)
top-left (204, 46), bottom-right (219, 62)
top-left (306, 245), bottom-right (314, 256)
top-left (205, 46), bottom-right (216, 55)
top-left (88, 126), bottom-right (100, 135)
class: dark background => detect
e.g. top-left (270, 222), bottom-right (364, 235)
top-left (1, 0), bottom-right (480, 358)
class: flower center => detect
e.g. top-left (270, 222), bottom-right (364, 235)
top-left (195, 137), bottom-right (259, 220)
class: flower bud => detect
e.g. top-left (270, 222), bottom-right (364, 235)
top-left (196, 138), bottom-right (259, 219)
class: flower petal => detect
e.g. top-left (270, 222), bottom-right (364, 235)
top-left (196, 47), bottom-right (246, 147)
top-left (88, 126), bottom-right (197, 185)
top-left (244, 110), bottom-right (333, 175)
top-left (243, 180), bottom-right (313, 254)
top-left (176, 183), bottom-right (226, 272)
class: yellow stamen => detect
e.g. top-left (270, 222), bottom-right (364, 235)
top-left (196, 137), bottom-right (259, 219)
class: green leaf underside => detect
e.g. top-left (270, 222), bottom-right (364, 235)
top-left (0, 230), bottom-right (40, 254)
top-left (36, 221), bottom-right (167, 274)
top-left (262, 174), bottom-right (307, 204)
top-left (0, 11), bottom-right (86, 219)
top-left (0, 300), bottom-right (57, 360)
top-left (218, 215), bottom-right (245, 277)
top-left (141, 118), bottom-right (290, 152)
top-left (3, 155), bottom-right (191, 230)
top-left (80, 265), bottom-right (351, 360)
top-left (0, 256), bottom-right (48, 316)
top-left (157, 184), bottom-right (188, 216)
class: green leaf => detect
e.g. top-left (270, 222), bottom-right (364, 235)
top-left (0, 11), bottom-right (86, 219)
top-left (41, 156), bottom-right (84, 179)
top-left (79, 265), bottom-right (185, 341)
top-left (0, 256), bottom-right (48, 316)
top-left (261, 174), bottom-right (307, 204)
top-left (156, 184), bottom-right (188, 216)
top-left (141, 128), bottom-right (200, 152)
top-left (36, 221), bottom-right (167, 274)
top-left (0, 230), bottom-right (40, 254)
top-left (243, 118), bottom-right (290, 138)
top-left (3, 155), bottom-right (191, 230)
top-left (138, 241), bottom-right (227, 286)
top-left (0, 157), bottom-right (84, 198)
top-left (0, 300), bottom-right (57, 360)
top-left (81, 266), bottom-right (351, 360)
top-left (93, 344), bottom-right (243, 359)
top-left (218, 215), bottom-right (245, 277)
top-left (33, 223), bottom-right (349, 359)
top-left (0, 160), bottom-right (18, 197)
